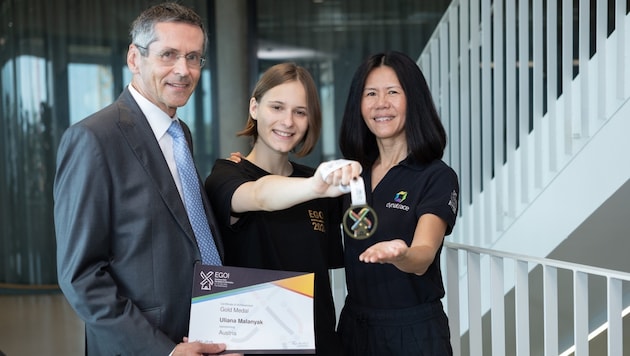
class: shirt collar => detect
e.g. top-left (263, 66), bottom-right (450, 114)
top-left (128, 83), bottom-right (177, 140)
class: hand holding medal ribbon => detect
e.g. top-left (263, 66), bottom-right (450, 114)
top-left (319, 159), bottom-right (378, 240)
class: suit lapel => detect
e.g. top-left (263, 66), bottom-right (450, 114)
top-left (115, 89), bottom-right (197, 244)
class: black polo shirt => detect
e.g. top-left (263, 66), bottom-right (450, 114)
top-left (205, 158), bottom-right (344, 356)
top-left (343, 157), bottom-right (459, 309)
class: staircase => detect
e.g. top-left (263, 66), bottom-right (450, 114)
top-left (417, 0), bottom-right (630, 354)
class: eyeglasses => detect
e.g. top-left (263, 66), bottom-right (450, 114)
top-left (135, 44), bottom-right (206, 68)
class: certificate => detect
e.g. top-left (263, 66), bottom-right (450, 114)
top-left (188, 264), bottom-right (315, 354)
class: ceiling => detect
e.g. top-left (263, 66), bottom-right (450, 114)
top-left (253, 0), bottom-right (452, 62)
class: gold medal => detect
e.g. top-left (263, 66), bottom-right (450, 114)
top-left (343, 204), bottom-right (378, 239)
top-left (318, 159), bottom-right (378, 239)
top-left (342, 177), bottom-right (377, 239)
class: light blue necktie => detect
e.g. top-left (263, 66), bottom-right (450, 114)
top-left (167, 120), bottom-right (222, 265)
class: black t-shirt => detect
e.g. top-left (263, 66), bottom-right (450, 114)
top-left (343, 157), bottom-right (459, 309)
top-left (205, 159), bottom-right (344, 355)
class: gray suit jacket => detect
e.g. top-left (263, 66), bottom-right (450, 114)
top-left (54, 87), bottom-right (224, 355)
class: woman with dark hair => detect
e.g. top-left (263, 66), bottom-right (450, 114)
top-left (337, 51), bottom-right (459, 356)
top-left (205, 62), bottom-right (357, 356)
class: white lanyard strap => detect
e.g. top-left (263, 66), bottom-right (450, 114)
top-left (348, 177), bottom-right (367, 206)
top-left (319, 159), bottom-right (362, 194)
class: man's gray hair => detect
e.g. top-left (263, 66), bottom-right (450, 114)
top-left (130, 2), bottom-right (208, 54)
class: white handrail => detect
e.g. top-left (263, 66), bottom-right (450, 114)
top-left (443, 242), bottom-right (630, 356)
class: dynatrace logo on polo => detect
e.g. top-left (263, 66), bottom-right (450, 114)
top-left (394, 191), bottom-right (407, 203)
top-left (386, 191), bottom-right (410, 211)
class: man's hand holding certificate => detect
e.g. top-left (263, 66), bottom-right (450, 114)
top-left (188, 265), bottom-right (315, 354)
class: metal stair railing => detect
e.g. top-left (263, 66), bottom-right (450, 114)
top-left (443, 241), bottom-right (630, 356)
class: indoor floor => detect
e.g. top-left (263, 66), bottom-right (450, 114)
top-left (0, 292), bottom-right (84, 355)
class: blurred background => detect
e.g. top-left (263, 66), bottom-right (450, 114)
top-left (0, 1), bottom-right (449, 354)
